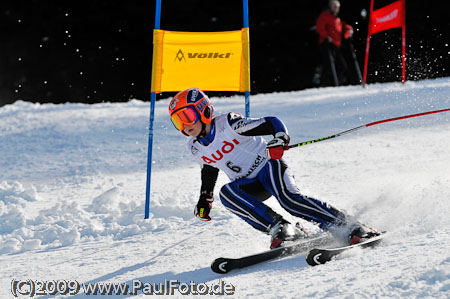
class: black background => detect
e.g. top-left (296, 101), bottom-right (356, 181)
top-left (1, 0), bottom-right (449, 106)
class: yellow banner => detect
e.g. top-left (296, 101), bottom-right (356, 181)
top-left (151, 28), bottom-right (250, 93)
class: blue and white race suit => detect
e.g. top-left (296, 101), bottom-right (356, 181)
top-left (189, 113), bottom-right (345, 233)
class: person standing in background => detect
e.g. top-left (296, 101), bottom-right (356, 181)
top-left (315, 0), bottom-right (354, 86)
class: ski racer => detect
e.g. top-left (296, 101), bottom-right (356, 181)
top-left (169, 88), bottom-right (379, 249)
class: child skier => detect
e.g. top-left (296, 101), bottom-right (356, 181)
top-left (169, 88), bottom-right (379, 249)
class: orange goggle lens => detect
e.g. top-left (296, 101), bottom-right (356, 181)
top-left (170, 107), bottom-right (199, 131)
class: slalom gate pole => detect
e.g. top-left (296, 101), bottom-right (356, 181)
top-left (363, 0), bottom-right (374, 88)
top-left (288, 108), bottom-right (450, 149)
top-left (243, 0), bottom-right (251, 117)
top-left (145, 0), bottom-right (162, 219)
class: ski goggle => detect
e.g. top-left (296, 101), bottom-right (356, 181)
top-left (170, 107), bottom-right (199, 131)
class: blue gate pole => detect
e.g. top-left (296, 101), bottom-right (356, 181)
top-left (245, 91), bottom-right (250, 117)
top-left (243, 0), bottom-right (250, 117)
top-left (145, 0), bottom-right (162, 219)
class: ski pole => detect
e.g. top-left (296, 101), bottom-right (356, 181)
top-left (348, 38), bottom-right (363, 85)
top-left (328, 47), bottom-right (339, 86)
top-left (288, 108), bottom-right (450, 149)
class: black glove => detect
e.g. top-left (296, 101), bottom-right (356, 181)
top-left (266, 132), bottom-right (290, 160)
top-left (194, 192), bottom-right (214, 221)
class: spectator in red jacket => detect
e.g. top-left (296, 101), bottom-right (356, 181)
top-left (315, 0), bottom-right (354, 86)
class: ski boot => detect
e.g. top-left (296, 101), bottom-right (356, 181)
top-left (348, 223), bottom-right (381, 245)
top-left (269, 220), bottom-right (307, 249)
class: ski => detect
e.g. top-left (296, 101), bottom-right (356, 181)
top-left (211, 233), bottom-right (335, 274)
top-left (306, 233), bottom-right (386, 266)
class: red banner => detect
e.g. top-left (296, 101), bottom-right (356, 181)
top-left (363, 0), bottom-right (406, 86)
top-left (369, 0), bottom-right (404, 35)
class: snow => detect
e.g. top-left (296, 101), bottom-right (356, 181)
top-left (1, 78), bottom-right (450, 298)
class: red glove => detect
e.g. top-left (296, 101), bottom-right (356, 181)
top-left (194, 192), bottom-right (214, 221)
top-left (266, 132), bottom-right (290, 160)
